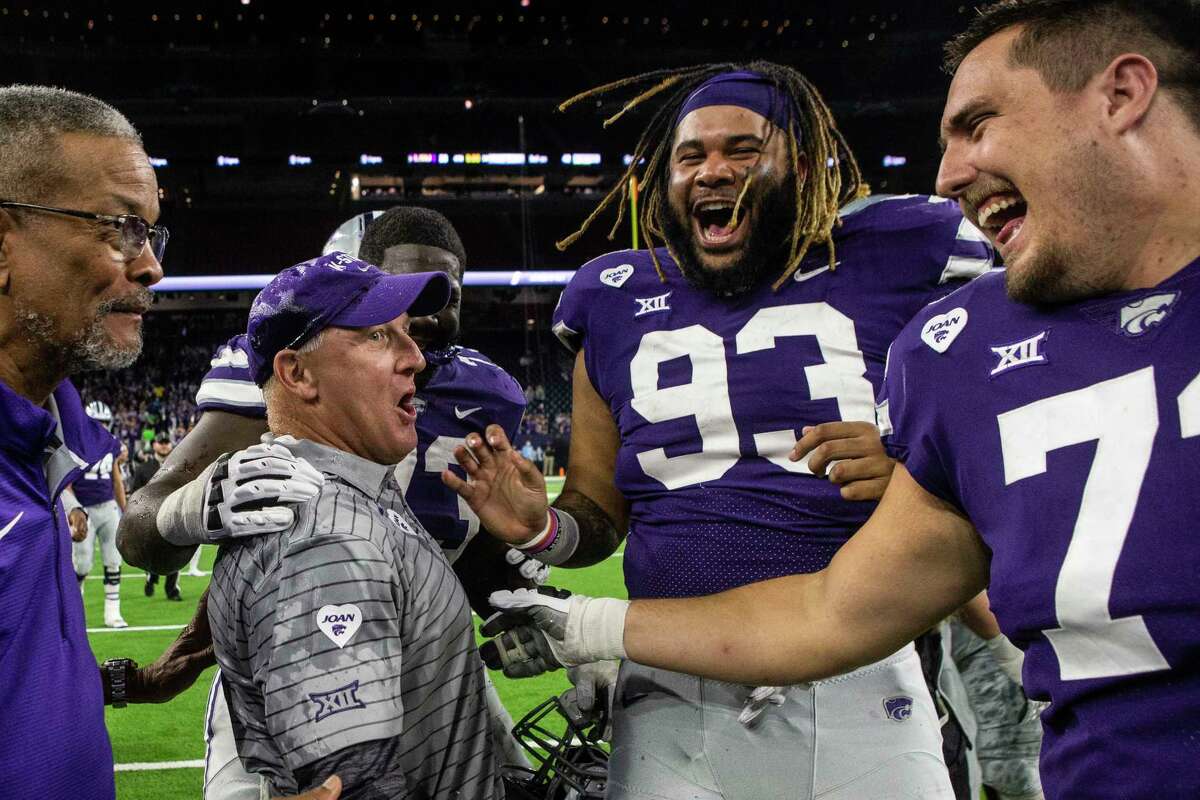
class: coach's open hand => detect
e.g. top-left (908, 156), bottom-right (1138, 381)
top-left (443, 424), bottom-right (549, 546)
top-left (790, 421), bottom-right (895, 501)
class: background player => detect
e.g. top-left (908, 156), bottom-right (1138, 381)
top-left (71, 400), bottom-right (129, 627)
top-left (474, 3), bottom-right (1200, 797)
top-left (455, 63), bottom-right (994, 800)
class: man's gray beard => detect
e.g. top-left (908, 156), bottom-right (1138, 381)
top-left (13, 302), bottom-right (143, 372)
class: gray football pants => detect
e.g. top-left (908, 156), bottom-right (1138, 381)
top-left (72, 500), bottom-right (121, 575)
top-left (608, 644), bottom-right (955, 800)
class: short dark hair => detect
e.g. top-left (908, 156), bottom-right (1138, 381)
top-left (945, 0), bottom-right (1200, 131)
top-left (358, 206), bottom-right (467, 274)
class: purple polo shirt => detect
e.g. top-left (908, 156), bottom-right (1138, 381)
top-left (0, 377), bottom-right (117, 798)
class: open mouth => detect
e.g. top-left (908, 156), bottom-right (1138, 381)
top-left (976, 192), bottom-right (1027, 253)
top-left (692, 199), bottom-right (748, 250)
top-left (396, 389), bottom-right (417, 422)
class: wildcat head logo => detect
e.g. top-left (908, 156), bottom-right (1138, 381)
top-left (920, 308), bottom-right (969, 353)
top-left (600, 264), bottom-right (634, 288)
top-left (1120, 292), bottom-right (1178, 336)
top-left (316, 604), bottom-right (362, 648)
top-left (882, 695), bottom-right (913, 723)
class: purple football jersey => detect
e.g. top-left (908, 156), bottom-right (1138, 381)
top-left (72, 435), bottom-right (121, 507)
top-left (552, 194), bottom-right (993, 599)
top-left (0, 378), bottom-right (117, 799)
top-left (881, 260), bottom-right (1200, 798)
top-left (196, 339), bottom-right (525, 559)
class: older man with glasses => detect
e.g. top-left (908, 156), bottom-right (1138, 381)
top-left (0, 84), bottom-right (164, 799)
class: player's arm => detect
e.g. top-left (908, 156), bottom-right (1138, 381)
top-left (624, 466), bottom-right (989, 683)
top-left (112, 462), bottom-right (128, 513)
top-left (443, 350), bottom-right (629, 568)
top-left (117, 410), bottom-right (269, 573)
top-left (957, 589), bottom-right (1025, 684)
top-left (488, 465), bottom-right (991, 686)
top-left (554, 349), bottom-right (629, 566)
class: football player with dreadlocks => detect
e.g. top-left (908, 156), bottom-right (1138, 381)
top-left (448, 62), bottom-right (995, 799)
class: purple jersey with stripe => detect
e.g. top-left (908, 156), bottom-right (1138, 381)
top-left (880, 260), bottom-right (1200, 798)
top-left (0, 378), bottom-right (118, 799)
top-left (72, 435), bottom-right (121, 507)
top-left (196, 340), bottom-right (525, 559)
top-left (552, 194), bottom-right (993, 599)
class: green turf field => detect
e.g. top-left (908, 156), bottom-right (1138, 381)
top-left (86, 476), bottom-right (628, 798)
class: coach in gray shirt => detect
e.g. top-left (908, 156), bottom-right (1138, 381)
top-left (203, 252), bottom-right (502, 798)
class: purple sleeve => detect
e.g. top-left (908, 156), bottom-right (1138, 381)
top-left (195, 334), bottom-right (267, 419)
top-left (878, 317), bottom-right (963, 510)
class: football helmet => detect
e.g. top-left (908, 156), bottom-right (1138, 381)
top-left (85, 400), bottom-right (113, 427)
top-left (502, 693), bottom-right (608, 800)
top-left (321, 210), bottom-right (387, 260)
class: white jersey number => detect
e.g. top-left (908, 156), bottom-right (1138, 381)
top-left (394, 436), bottom-right (480, 560)
top-left (629, 303), bottom-right (875, 490)
top-left (998, 366), bottom-right (1198, 681)
top-left (82, 453), bottom-right (114, 482)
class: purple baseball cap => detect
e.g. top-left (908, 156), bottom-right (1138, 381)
top-left (245, 251), bottom-right (451, 385)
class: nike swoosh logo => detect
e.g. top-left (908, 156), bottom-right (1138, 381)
top-left (0, 512), bottom-right (24, 542)
top-left (793, 263), bottom-right (839, 283)
top-left (454, 406), bottom-right (483, 420)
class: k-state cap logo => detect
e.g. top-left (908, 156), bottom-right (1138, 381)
top-left (882, 695), bottom-right (913, 723)
top-left (920, 307), bottom-right (968, 353)
top-left (1120, 292), bottom-right (1178, 337)
top-left (600, 264), bottom-right (634, 288)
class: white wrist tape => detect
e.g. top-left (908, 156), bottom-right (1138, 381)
top-left (985, 634), bottom-right (1025, 686)
top-left (156, 458), bottom-right (221, 546)
top-left (567, 595), bottom-right (630, 664)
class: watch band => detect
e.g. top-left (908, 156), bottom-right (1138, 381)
top-left (103, 658), bottom-right (136, 708)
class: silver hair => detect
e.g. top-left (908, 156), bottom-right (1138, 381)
top-left (262, 330), bottom-right (327, 410)
top-left (0, 85), bottom-right (142, 203)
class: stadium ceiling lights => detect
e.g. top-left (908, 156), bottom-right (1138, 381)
top-left (154, 271), bottom-right (577, 292)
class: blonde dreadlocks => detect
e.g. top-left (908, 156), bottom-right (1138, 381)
top-left (555, 61), bottom-right (868, 290)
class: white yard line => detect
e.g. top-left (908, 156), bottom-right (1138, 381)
top-left (88, 624), bottom-right (186, 634)
top-left (85, 571), bottom-right (210, 581)
top-left (115, 759), bottom-right (204, 772)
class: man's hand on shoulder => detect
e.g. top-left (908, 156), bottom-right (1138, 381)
top-left (156, 441), bottom-right (325, 546)
top-left (791, 421), bottom-right (895, 501)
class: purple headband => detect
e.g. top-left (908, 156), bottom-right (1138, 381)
top-left (675, 71), bottom-right (798, 135)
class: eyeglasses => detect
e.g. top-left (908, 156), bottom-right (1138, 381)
top-left (0, 200), bottom-right (168, 262)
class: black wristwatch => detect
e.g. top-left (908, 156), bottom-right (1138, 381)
top-left (102, 658), bottom-right (137, 708)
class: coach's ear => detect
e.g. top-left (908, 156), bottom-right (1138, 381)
top-left (273, 349), bottom-right (318, 401)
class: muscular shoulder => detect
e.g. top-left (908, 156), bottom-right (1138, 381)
top-left (196, 334), bottom-right (266, 419)
top-left (553, 248), bottom-right (672, 352)
top-left (838, 194), bottom-right (994, 286)
top-left (888, 269), bottom-right (1009, 380)
top-left (439, 347), bottom-right (526, 408)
